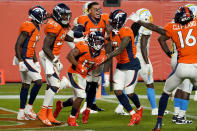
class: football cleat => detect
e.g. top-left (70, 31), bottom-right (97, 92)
top-left (67, 116), bottom-right (78, 126)
top-left (91, 104), bottom-right (104, 111)
top-left (136, 106), bottom-right (143, 118)
top-left (152, 108), bottom-right (158, 116)
top-left (152, 121), bottom-right (162, 131)
top-left (82, 109), bottom-right (90, 124)
top-left (172, 115), bottom-right (178, 123)
top-left (37, 108), bottom-right (52, 126)
top-left (47, 108), bottom-right (62, 125)
top-left (53, 100), bottom-right (63, 118)
top-left (17, 111), bottom-right (29, 120)
top-left (128, 113), bottom-right (141, 126)
top-left (25, 109), bottom-right (37, 120)
top-left (176, 116), bottom-right (192, 124)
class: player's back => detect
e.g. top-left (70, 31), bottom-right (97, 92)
top-left (164, 17), bottom-right (197, 63)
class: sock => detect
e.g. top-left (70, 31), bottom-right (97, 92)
top-left (87, 83), bottom-right (97, 108)
top-left (158, 93), bottom-right (169, 117)
top-left (63, 98), bottom-right (73, 107)
top-left (147, 88), bottom-right (157, 109)
top-left (174, 98), bottom-right (181, 115)
top-left (20, 87), bottom-right (29, 109)
top-left (42, 88), bottom-right (55, 107)
top-left (116, 93), bottom-right (133, 112)
top-left (29, 83), bottom-right (42, 105)
top-left (178, 110), bottom-right (186, 117)
top-left (71, 107), bottom-right (78, 116)
top-left (180, 99), bottom-right (189, 111)
top-left (128, 93), bottom-right (141, 109)
top-left (119, 90), bottom-right (128, 105)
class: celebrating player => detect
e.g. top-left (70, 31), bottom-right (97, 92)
top-left (13, 5), bottom-right (47, 120)
top-left (66, 31), bottom-right (106, 126)
top-left (128, 6), bottom-right (197, 130)
top-left (37, 3), bottom-right (72, 126)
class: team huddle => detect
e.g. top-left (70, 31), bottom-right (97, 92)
top-left (13, 1), bottom-right (197, 131)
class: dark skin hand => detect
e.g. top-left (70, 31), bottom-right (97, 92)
top-left (158, 35), bottom-right (172, 58)
top-left (42, 32), bottom-right (57, 61)
top-left (141, 35), bottom-right (150, 64)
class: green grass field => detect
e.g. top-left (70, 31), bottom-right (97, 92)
top-left (0, 82), bottom-right (196, 131)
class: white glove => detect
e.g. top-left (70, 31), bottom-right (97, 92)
top-left (35, 62), bottom-right (41, 73)
top-left (73, 36), bottom-right (88, 43)
top-left (144, 64), bottom-right (151, 75)
top-left (103, 73), bottom-right (110, 87)
top-left (127, 12), bottom-right (139, 22)
top-left (19, 61), bottom-right (28, 72)
top-left (55, 61), bottom-right (63, 72)
top-left (57, 76), bottom-right (72, 93)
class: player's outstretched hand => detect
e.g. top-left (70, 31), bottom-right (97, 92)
top-left (91, 55), bottom-right (108, 70)
top-left (127, 12), bottom-right (139, 22)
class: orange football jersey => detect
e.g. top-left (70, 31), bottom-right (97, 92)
top-left (77, 14), bottom-right (109, 35)
top-left (164, 18), bottom-right (197, 63)
top-left (68, 41), bottom-right (106, 78)
top-left (20, 21), bottom-right (40, 58)
top-left (44, 18), bottom-right (67, 56)
top-left (111, 27), bottom-right (136, 64)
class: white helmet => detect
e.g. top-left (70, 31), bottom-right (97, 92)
top-left (82, 1), bottom-right (93, 15)
top-left (185, 4), bottom-right (197, 18)
top-left (136, 8), bottom-right (153, 23)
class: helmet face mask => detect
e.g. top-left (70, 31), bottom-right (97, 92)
top-left (88, 31), bottom-right (104, 51)
top-left (29, 5), bottom-right (47, 24)
top-left (174, 6), bottom-right (194, 25)
top-left (53, 3), bottom-right (72, 28)
top-left (109, 9), bottom-right (127, 31)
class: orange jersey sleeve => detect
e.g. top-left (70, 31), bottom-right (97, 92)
top-left (20, 21), bottom-right (35, 35)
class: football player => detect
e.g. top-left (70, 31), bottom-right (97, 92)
top-left (37, 3), bottom-right (72, 126)
top-left (129, 8), bottom-right (158, 115)
top-left (13, 5), bottom-right (47, 120)
top-left (66, 31), bottom-right (106, 126)
top-left (128, 6), bottom-right (197, 130)
top-left (96, 9), bottom-right (143, 126)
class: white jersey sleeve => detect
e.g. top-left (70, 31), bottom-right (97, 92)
top-left (139, 26), bottom-right (152, 35)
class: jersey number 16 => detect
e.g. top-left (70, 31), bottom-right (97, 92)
top-left (178, 29), bottom-right (196, 48)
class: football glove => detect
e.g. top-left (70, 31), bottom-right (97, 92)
top-left (19, 61), bottom-right (28, 72)
top-left (76, 64), bottom-right (88, 75)
top-left (103, 72), bottom-right (110, 88)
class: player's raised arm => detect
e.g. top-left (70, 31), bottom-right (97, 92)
top-left (42, 32), bottom-right (56, 61)
top-left (157, 35), bottom-right (172, 58)
top-left (128, 13), bottom-right (166, 36)
top-left (15, 31), bottom-right (29, 61)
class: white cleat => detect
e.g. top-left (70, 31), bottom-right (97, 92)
top-left (90, 109), bottom-right (98, 114)
top-left (25, 109), bottom-right (37, 120)
top-left (17, 111), bottom-right (29, 120)
top-left (114, 104), bottom-right (129, 115)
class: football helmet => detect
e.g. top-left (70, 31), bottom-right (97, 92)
top-left (109, 9), bottom-right (127, 30)
top-left (185, 4), bottom-right (197, 18)
top-left (174, 6), bottom-right (194, 25)
top-left (28, 5), bottom-right (47, 24)
top-left (52, 3), bottom-right (72, 28)
top-left (136, 8), bottom-right (153, 23)
top-left (88, 31), bottom-right (105, 51)
top-left (83, 1), bottom-right (93, 15)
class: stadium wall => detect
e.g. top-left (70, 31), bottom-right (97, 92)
top-left (0, 1), bottom-right (196, 82)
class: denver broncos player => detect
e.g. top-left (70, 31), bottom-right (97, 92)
top-left (66, 31), bottom-right (106, 126)
top-left (74, 1), bottom-right (109, 112)
top-left (37, 3), bottom-right (72, 126)
top-left (96, 9), bottom-right (143, 126)
top-left (13, 5), bottom-right (47, 120)
top-left (128, 6), bottom-right (197, 130)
